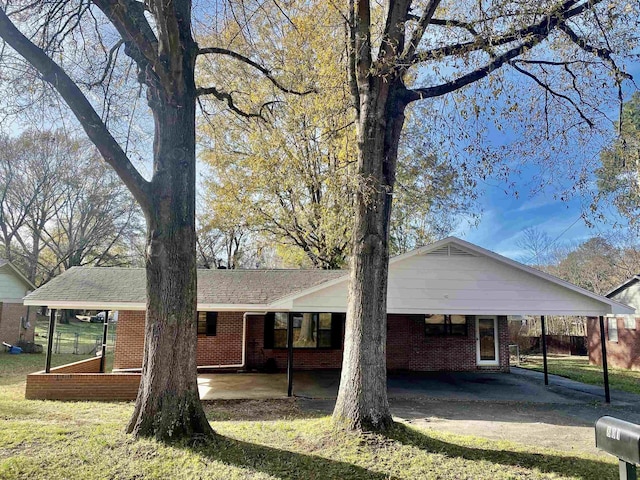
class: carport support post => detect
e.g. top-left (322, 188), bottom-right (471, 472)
top-left (100, 311), bottom-right (109, 373)
top-left (45, 309), bottom-right (56, 373)
top-left (541, 315), bottom-right (548, 386)
top-left (599, 315), bottom-right (611, 403)
top-left (620, 460), bottom-right (637, 480)
top-left (287, 313), bottom-right (294, 397)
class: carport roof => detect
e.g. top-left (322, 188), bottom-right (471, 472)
top-left (23, 267), bottom-right (346, 310)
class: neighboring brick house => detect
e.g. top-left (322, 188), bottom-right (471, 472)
top-left (0, 259), bottom-right (36, 346)
top-left (24, 237), bottom-right (632, 374)
top-left (587, 275), bottom-right (640, 370)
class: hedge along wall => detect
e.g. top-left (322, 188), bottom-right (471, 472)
top-left (25, 357), bottom-right (141, 401)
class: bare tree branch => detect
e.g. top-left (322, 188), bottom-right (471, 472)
top-left (509, 61), bottom-right (594, 127)
top-left (559, 23), bottom-right (633, 82)
top-left (407, 35), bottom-right (542, 100)
top-left (409, 0), bottom-right (589, 66)
top-left (91, 0), bottom-right (166, 86)
top-left (196, 86), bottom-right (267, 120)
top-left (401, 0), bottom-right (442, 62)
top-left (0, 6), bottom-right (151, 211)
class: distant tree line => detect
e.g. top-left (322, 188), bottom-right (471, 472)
top-left (517, 227), bottom-right (640, 295)
top-left (0, 130), bottom-right (144, 286)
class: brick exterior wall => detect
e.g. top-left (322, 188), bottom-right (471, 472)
top-left (115, 310), bottom-right (510, 372)
top-left (0, 301), bottom-right (33, 345)
top-left (197, 312), bottom-right (244, 366)
top-left (114, 310), bottom-right (246, 369)
top-left (113, 310), bottom-right (145, 369)
top-left (26, 371), bottom-right (140, 400)
top-left (588, 316), bottom-right (640, 370)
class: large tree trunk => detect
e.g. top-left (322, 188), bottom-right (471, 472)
top-left (126, 83), bottom-right (213, 441)
top-left (333, 79), bottom-right (407, 431)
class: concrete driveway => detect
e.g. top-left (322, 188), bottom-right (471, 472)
top-left (199, 368), bottom-right (631, 405)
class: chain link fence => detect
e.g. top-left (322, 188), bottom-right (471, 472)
top-left (35, 321), bottom-right (117, 355)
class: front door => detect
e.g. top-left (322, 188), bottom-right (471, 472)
top-left (476, 316), bottom-right (499, 366)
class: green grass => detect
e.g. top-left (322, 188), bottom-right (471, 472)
top-left (0, 355), bottom-right (619, 479)
top-left (520, 354), bottom-right (640, 395)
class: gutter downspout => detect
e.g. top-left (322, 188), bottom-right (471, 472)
top-left (197, 311), bottom-right (258, 370)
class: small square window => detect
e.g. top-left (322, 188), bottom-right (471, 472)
top-left (623, 316), bottom-right (636, 329)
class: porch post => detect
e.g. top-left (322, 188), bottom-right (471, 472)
top-left (100, 311), bottom-right (109, 373)
top-left (599, 315), bottom-right (611, 403)
top-left (541, 315), bottom-right (548, 386)
top-left (45, 309), bottom-right (56, 373)
top-left (287, 313), bottom-right (294, 397)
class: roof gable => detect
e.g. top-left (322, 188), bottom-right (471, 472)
top-left (274, 237), bottom-right (633, 315)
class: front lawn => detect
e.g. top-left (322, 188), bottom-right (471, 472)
top-left (520, 354), bottom-right (640, 395)
top-left (0, 354), bottom-right (618, 479)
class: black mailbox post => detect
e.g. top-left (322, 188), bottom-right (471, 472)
top-left (596, 416), bottom-right (640, 480)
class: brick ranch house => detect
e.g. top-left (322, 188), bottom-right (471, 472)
top-left (23, 237), bottom-right (633, 400)
top-left (0, 258), bottom-right (35, 347)
top-left (587, 275), bottom-right (640, 370)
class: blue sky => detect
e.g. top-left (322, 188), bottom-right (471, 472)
top-left (454, 63), bottom-right (640, 261)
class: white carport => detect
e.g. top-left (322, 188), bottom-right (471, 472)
top-left (270, 237), bottom-right (634, 401)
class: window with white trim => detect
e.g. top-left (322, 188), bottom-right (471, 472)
top-left (623, 316), bottom-right (637, 329)
top-left (608, 317), bottom-right (618, 342)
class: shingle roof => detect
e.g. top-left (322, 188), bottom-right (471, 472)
top-left (0, 258), bottom-right (8, 268)
top-left (23, 266), bottom-right (347, 307)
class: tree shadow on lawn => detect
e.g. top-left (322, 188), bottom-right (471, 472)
top-left (189, 434), bottom-right (387, 480)
top-left (387, 422), bottom-right (616, 480)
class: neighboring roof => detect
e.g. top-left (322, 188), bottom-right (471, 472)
top-left (23, 267), bottom-right (345, 310)
top-left (606, 275), bottom-right (640, 299)
top-left (0, 258), bottom-right (36, 291)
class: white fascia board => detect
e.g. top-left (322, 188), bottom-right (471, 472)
top-left (605, 276), bottom-right (640, 298)
top-left (23, 300), bottom-right (284, 312)
top-left (22, 300), bottom-right (147, 310)
top-left (388, 307), bottom-right (632, 316)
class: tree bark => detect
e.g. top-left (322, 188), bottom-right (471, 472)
top-left (126, 68), bottom-right (213, 441)
top-left (332, 77), bottom-right (407, 431)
